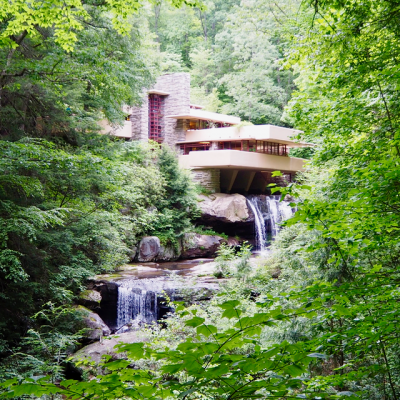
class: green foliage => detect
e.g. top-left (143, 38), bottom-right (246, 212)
top-left (0, 0), bottom-right (202, 51)
top-left (213, 242), bottom-right (251, 279)
top-left (0, 138), bottom-right (198, 344)
top-left (0, 10), bottom-right (156, 139)
top-left (151, 145), bottom-right (200, 247)
top-left (1, 295), bottom-right (360, 399)
top-left (145, 0), bottom-right (298, 123)
top-left (0, 303), bottom-right (82, 383)
top-left (192, 225), bottom-right (228, 239)
top-left (289, 147), bottom-right (315, 160)
top-left (213, 242), bottom-right (236, 278)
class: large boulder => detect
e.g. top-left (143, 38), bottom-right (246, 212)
top-left (198, 193), bottom-right (251, 223)
top-left (78, 289), bottom-right (102, 310)
top-left (137, 236), bottom-right (160, 262)
top-left (76, 306), bottom-right (111, 341)
top-left (137, 236), bottom-right (182, 262)
top-left (181, 233), bottom-right (225, 259)
top-left (71, 331), bottom-right (150, 367)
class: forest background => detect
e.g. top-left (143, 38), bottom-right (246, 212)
top-left (2, 0), bottom-right (400, 399)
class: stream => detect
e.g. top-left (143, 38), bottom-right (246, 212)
top-left (96, 258), bottom-right (219, 332)
top-left (95, 195), bottom-right (296, 332)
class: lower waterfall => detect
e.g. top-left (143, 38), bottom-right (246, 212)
top-left (246, 195), bottom-right (296, 250)
top-left (117, 286), bottom-right (158, 328)
top-left (113, 274), bottom-right (217, 331)
top-left (116, 278), bottom-right (174, 330)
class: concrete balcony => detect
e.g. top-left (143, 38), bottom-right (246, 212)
top-left (179, 150), bottom-right (305, 172)
top-left (182, 125), bottom-right (309, 147)
top-left (99, 120), bottom-right (132, 138)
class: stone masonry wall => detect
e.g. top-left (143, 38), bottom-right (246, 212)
top-left (153, 73), bottom-right (190, 148)
top-left (129, 73), bottom-right (191, 147)
top-left (191, 169), bottom-right (221, 193)
top-left (131, 94), bottom-right (149, 141)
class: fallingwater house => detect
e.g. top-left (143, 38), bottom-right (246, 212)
top-left (101, 73), bottom-right (309, 194)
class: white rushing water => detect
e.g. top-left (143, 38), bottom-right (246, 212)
top-left (247, 196), bottom-right (267, 251)
top-left (116, 278), bottom-right (172, 329)
top-left (247, 195), bottom-right (296, 250)
top-left (115, 273), bottom-right (219, 331)
top-left (117, 286), bottom-right (158, 328)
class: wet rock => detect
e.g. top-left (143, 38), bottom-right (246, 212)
top-left (71, 331), bottom-right (150, 366)
top-left (89, 281), bottom-right (119, 331)
top-left (76, 306), bottom-right (111, 341)
top-left (78, 290), bottom-right (102, 310)
top-left (227, 237), bottom-right (240, 247)
top-left (198, 193), bottom-right (251, 223)
top-left (138, 236), bottom-right (160, 262)
top-left (181, 233), bottom-right (224, 259)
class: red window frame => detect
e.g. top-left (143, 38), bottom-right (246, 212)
top-left (148, 94), bottom-right (164, 142)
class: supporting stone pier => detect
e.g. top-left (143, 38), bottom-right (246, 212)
top-left (191, 169), bottom-right (220, 193)
top-left (189, 167), bottom-right (296, 194)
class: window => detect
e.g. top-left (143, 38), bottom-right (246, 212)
top-left (148, 94), bottom-right (164, 142)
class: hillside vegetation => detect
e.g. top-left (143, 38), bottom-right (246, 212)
top-left (2, 0), bottom-right (400, 399)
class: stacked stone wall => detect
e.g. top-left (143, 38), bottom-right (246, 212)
top-left (154, 73), bottom-right (190, 147)
top-left (129, 73), bottom-right (191, 146)
top-left (191, 169), bottom-right (220, 193)
top-left (131, 94), bottom-right (149, 141)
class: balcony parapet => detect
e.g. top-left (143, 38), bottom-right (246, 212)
top-left (179, 150), bottom-right (306, 173)
top-left (182, 125), bottom-right (310, 147)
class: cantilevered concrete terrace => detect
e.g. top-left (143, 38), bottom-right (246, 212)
top-left (179, 149), bottom-right (305, 172)
top-left (178, 124), bottom-right (309, 193)
top-left (180, 124), bottom-right (308, 147)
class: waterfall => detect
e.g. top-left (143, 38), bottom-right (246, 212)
top-left (247, 197), bottom-right (267, 251)
top-left (247, 195), bottom-right (296, 249)
top-left (266, 195), bottom-right (295, 238)
top-left (117, 282), bottom-right (159, 328)
top-left (115, 277), bottom-right (181, 330)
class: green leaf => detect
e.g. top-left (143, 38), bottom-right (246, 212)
top-left (116, 343), bottom-right (145, 359)
top-left (185, 317), bottom-right (205, 327)
top-left (197, 324), bottom-right (217, 337)
top-left (219, 300), bottom-right (241, 309)
top-left (162, 363), bottom-right (184, 374)
top-left (222, 308), bottom-right (241, 319)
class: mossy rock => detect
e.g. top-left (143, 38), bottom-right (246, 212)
top-left (79, 290), bottom-right (101, 304)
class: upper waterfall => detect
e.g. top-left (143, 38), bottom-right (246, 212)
top-left (246, 195), bottom-right (296, 250)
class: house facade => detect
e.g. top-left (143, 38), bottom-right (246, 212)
top-left (101, 73), bottom-right (308, 194)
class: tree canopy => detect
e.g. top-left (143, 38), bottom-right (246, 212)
top-left (3, 0), bottom-right (400, 399)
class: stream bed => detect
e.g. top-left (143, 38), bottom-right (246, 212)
top-left (93, 258), bottom-right (220, 332)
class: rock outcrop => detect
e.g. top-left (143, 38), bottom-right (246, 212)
top-left (155, 242), bottom-right (181, 262)
top-left (71, 331), bottom-right (150, 370)
top-left (198, 193), bottom-right (251, 223)
top-left (78, 290), bottom-right (102, 310)
top-left (137, 236), bottom-right (160, 262)
top-left (76, 306), bottom-right (111, 341)
top-left (136, 236), bottom-right (181, 262)
top-left (181, 233), bottom-right (225, 259)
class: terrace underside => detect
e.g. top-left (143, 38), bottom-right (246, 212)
top-left (220, 169), bottom-right (295, 194)
top-left (180, 150), bottom-right (305, 194)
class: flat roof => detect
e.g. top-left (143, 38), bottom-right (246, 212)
top-left (148, 89), bottom-right (170, 96)
top-left (166, 109), bottom-right (240, 125)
